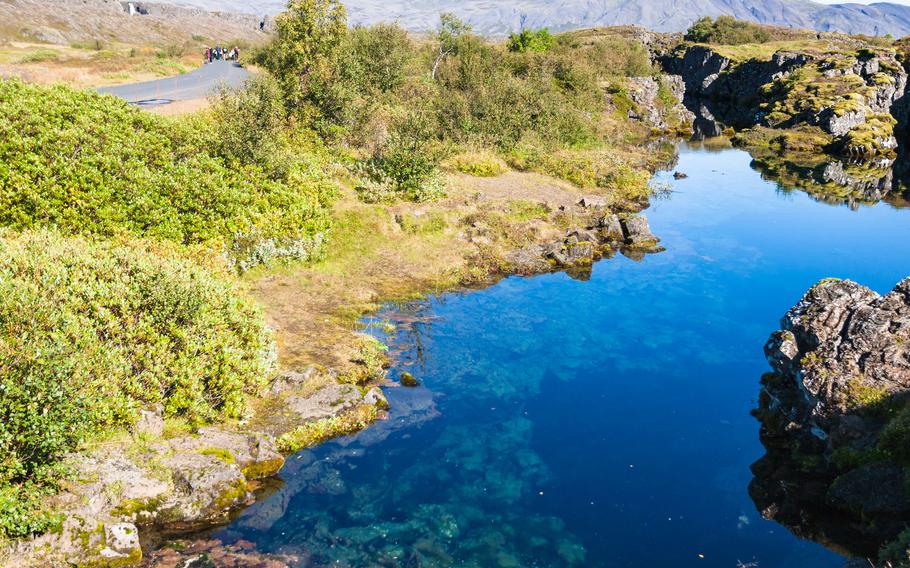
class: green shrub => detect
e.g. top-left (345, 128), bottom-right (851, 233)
top-left (685, 16), bottom-right (772, 45)
top-left (443, 150), bottom-right (508, 177)
top-left (357, 110), bottom-right (445, 201)
top-left (434, 37), bottom-right (598, 150)
top-left (210, 74), bottom-right (291, 178)
top-left (16, 48), bottom-right (60, 63)
top-left (0, 231), bottom-right (275, 497)
top-left (0, 481), bottom-right (63, 539)
top-left (507, 29), bottom-right (555, 53)
top-left (878, 406), bottom-right (910, 465)
top-left (156, 44), bottom-right (186, 58)
top-left (254, 0), bottom-right (348, 118)
top-left (342, 23), bottom-right (413, 94)
top-left (0, 79), bottom-right (334, 270)
top-left (881, 528), bottom-right (910, 567)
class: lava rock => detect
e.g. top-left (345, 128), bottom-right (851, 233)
top-left (133, 404), bottom-right (164, 438)
top-left (620, 216), bottom-right (658, 245)
top-left (400, 372), bottom-right (420, 387)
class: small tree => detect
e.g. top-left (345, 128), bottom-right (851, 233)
top-left (507, 28), bottom-right (555, 53)
top-left (344, 23), bottom-right (413, 94)
top-left (210, 75), bottom-right (290, 178)
top-left (685, 17), bottom-right (714, 43)
top-left (432, 13), bottom-right (471, 80)
top-left (257, 0), bottom-right (348, 113)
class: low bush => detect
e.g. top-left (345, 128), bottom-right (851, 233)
top-left (443, 150), bottom-right (508, 177)
top-left (507, 145), bottom-right (649, 200)
top-left (357, 110), bottom-right (446, 202)
top-left (210, 74), bottom-right (293, 179)
top-left (341, 23), bottom-right (413, 94)
top-left (507, 28), bottom-right (555, 53)
top-left (685, 16), bottom-right (772, 45)
top-left (0, 230), bottom-right (276, 537)
top-left (16, 48), bottom-right (60, 63)
top-left (0, 79), bottom-right (334, 270)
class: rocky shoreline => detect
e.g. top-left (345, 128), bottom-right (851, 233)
top-left (13, 25), bottom-right (910, 568)
top-left (656, 36), bottom-right (910, 207)
top-left (753, 278), bottom-right (910, 561)
top-left (0, 191), bottom-right (665, 566)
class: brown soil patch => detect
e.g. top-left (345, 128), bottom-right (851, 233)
top-left (249, 172), bottom-right (626, 375)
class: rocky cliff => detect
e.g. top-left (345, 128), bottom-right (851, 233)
top-left (752, 278), bottom-right (910, 560)
top-left (662, 42), bottom-right (910, 158)
top-left (658, 37), bottom-right (910, 207)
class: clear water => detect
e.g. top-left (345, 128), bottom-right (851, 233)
top-left (214, 142), bottom-right (910, 567)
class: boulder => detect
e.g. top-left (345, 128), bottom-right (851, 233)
top-left (158, 453), bottom-right (250, 523)
top-left (577, 196), bottom-right (607, 209)
top-left (133, 405), bottom-right (164, 438)
top-left (820, 107), bottom-right (866, 137)
top-left (168, 428), bottom-right (284, 481)
top-left (270, 366), bottom-right (320, 395)
top-left (364, 387), bottom-right (390, 409)
top-left (101, 523), bottom-right (141, 564)
top-left (286, 383), bottom-right (363, 421)
top-left (546, 236), bottom-right (595, 266)
top-left (752, 277), bottom-right (910, 556)
top-left (620, 216), bottom-right (658, 246)
top-left (597, 214), bottom-right (625, 241)
top-left (566, 227), bottom-right (600, 244)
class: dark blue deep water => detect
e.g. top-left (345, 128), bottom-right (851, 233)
top-left (216, 143), bottom-right (910, 567)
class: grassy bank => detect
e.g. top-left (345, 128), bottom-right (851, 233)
top-left (0, 2), bottom-right (672, 550)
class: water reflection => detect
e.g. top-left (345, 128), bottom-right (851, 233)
top-left (684, 97), bottom-right (910, 209)
top-left (151, 141), bottom-right (910, 567)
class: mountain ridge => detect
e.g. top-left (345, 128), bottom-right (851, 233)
top-left (160, 0), bottom-right (910, 37)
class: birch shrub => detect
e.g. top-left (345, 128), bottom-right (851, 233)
top-left (0, 231), bottom-right (276, 537)
top-left (0, 79), bottom-right (334, 270)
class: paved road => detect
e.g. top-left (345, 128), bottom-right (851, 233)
top-left (98, 61), bottom-right (250, 106)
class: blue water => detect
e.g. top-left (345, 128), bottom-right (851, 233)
top-left (216, 143), bottom-right (910, 567)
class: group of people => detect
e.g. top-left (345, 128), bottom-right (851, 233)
top-left (204, 46), bottom-right (240, 64)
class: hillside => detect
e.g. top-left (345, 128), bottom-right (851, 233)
top-left (154, 0), bottom-right (910, 37)
top-left (0, 0), bottom-right (264, 45)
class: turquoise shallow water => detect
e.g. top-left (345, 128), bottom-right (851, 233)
top-left (215, 142), bottom-right (910, 567)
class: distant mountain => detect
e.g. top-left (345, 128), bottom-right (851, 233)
top-left (162, 0), bottom-right (910, 37)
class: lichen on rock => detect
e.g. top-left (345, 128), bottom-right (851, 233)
top-left (752, 277), bottom-right (910, 560)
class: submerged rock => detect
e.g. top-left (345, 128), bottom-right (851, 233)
top-left (400, 372), bottom-right (420, 387)
top-left (752, 277), bottom-right (910, 558)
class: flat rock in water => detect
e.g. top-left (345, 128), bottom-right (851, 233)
top-left (286, 383), bottom-right (364, 421)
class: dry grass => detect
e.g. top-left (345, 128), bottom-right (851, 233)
top-left (0, 41), bottom-right (202, 88)
top-left (246, 171), bottom-right (604, 374)
top-left (702, 34), bottom-right (895, 63)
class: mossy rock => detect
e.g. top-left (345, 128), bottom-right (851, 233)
top-left (241, 457), bottom-right (285, 480)
top-left (399, 372), bottom-right (420, 387)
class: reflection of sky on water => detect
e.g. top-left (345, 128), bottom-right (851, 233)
top-left (213, 143), bottom-right (910, 567)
